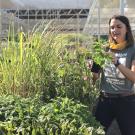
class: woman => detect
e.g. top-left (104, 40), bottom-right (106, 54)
top-left (91, 15), bottom-right (135, 135)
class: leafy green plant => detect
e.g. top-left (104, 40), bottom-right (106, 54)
top-left (0, 95), bottom-right (104, 135)
top-left (91, 40), bottom-right (112, 67)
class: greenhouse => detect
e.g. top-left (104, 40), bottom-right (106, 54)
top-left (0, 0), bottom-right (135, 135)
top-left (1, 0), bottom-right (135, 38)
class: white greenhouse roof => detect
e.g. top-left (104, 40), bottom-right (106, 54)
top-left (0, 0), bottom-right (90, 9)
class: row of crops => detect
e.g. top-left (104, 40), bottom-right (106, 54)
top-left (0, 21), bottom-right (108, 135)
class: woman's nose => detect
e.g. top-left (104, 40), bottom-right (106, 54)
top-left (113, 27), bottom-right (118, 31)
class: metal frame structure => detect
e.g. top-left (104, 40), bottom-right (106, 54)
top-left (0, 8), bottom-right (89, 37)
top-left (6, 9), bottom-right (89, 19)
top-left (1, 0), bottom-right (135, 39)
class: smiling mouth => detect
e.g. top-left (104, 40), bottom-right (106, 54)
top-left (113, 33), bottom-right (120, 37)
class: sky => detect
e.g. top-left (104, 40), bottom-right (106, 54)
top-left (10, 0), bottom-right (90, 9)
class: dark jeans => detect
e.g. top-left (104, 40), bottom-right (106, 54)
top-left (94, 95), bottom-right (135, 135)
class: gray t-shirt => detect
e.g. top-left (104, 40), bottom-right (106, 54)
top-left (100, 45), bottom-right (135, 94)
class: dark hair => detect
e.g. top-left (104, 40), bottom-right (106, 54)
top-left (108, 15), bottom-right (134, 46)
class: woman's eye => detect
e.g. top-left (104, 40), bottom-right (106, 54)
top-left (117, 26), bottom-right (121, 28)
top-left (110, 26), bottom-right (121, 29)
top-left (110, 27), bottom-right (114, 29)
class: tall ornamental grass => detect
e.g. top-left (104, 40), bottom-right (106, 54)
top-left (0, 20), bottom-right (102, 105)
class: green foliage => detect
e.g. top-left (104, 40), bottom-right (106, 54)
top-left (0, 95), bottom-right (104, 135)
top-left (0, 22), bottom-right (110, 135)
top-left (0, 24), bottom-right (98, 105)
top-left (91, 40), bottom-right (112, 67)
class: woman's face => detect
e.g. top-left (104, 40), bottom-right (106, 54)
top-left (109, 18), bottom-right (127, 43)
